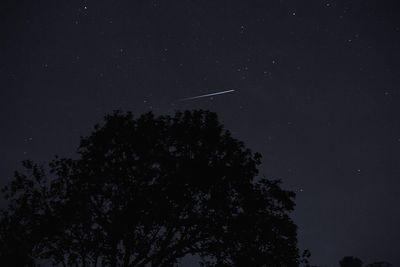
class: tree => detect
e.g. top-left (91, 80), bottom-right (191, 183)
top-left (0, 110), bottom-right (302, 266)
top-left (339, 256), bottom-right (363, 267)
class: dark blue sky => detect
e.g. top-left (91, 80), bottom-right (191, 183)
top-left (1, 0), bottom-right (400, 265)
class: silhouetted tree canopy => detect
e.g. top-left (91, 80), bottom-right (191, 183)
top-left (339, 256), bottom-right (363, 267)
top-left (0, 110), bottom-right (303, 266)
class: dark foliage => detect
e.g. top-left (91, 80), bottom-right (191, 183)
top-left (339, 256), bottom-right (363, 267)
top-left (1, 110), bottom-right (302, 266)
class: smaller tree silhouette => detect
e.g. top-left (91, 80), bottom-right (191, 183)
top-left (339, 256), bottom-right (363, 267)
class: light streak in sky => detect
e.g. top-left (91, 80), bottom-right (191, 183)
top-left (178, 89), bottom-right (235, 102)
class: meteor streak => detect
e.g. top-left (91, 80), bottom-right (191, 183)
top-left (178, 89), bottom-right (235, 101)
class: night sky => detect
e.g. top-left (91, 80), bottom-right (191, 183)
top-left (2, 0), bottom-right (400, 266)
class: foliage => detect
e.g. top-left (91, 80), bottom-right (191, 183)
top-left (0, 110), bottom-right (302, 266)
top-left (339, 256), bottom-right (363, 267)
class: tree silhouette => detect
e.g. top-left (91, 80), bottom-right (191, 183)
top-left (0, 110), bottom-right (303, 266)
top-left (339, 256), bottom-right (363, 267)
